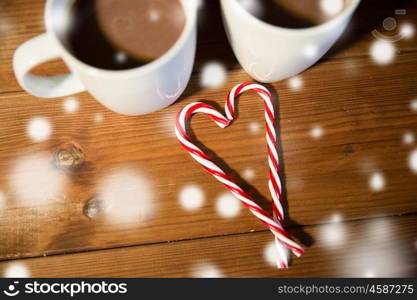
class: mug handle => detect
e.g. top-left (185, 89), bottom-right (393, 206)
top-left (13, 33), bottom-right (86, 98)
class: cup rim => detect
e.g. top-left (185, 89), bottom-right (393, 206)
top-left (45, 0), bottom-right (198, 77)
top-left (228, 0), bottom-right (361, 35)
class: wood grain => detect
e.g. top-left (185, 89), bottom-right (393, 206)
top-left (0, 0), bottom-right (416, 278)
top-left (1, 214), bottom-right (416, 277)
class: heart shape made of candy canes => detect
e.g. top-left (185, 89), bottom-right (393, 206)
top-left (175, 82), bottom-right (304, 269)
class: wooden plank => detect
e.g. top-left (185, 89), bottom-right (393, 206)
top-left (1, 48), bottom-right (417, 260)
top-left (0, 214), bottom-right (416, 277)
top-left (1, 47), bottom-right (417, 259)
top-left (1, 0), bottom-right (417, 94)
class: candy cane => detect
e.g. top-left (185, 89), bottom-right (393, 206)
top-left (175, 83), bottom-right (304, 268)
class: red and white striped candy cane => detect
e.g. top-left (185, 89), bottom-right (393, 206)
top-left (175, 82), bottom-right (304, 268)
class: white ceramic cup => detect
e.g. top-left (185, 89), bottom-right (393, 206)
top-left (13, 0), bottom-right (198, 115)
top-left (221, 0), bottom-right (361, 83)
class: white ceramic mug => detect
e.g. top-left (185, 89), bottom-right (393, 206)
top-left (13, 0), bottom-right (198, 115)
top-left (221, 0), bottom-right (361, 83)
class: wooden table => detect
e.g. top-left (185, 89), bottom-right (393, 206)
top-left (0, 0), bottom-right (417, 278)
